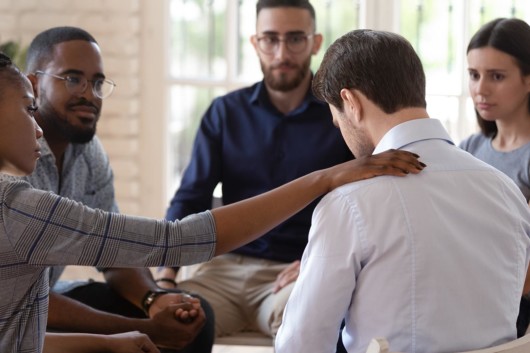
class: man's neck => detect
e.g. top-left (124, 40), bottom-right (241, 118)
top-left (370, 107), bottom-right (430, 148)
top-left (45, 135), bottom-right (68, 175)
top-left (265, 73), bottom-right (312, 115)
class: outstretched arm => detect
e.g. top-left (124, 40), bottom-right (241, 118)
top-left (212, 149), bottom-right (425, 255)
top-left (47, 290), bottom-right (203, 350)
top-left (44, 331), bottom-right (160, 353)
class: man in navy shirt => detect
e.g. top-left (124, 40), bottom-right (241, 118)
top-left (160, 0), bottom-right (353, 340)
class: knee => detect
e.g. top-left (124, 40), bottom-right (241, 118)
top-left (262, 284), bottom-right (295, 337)
top-left (197, 295), bottom-right (216, 333)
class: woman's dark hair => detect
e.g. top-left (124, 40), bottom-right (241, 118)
top-left (0, 52), bottom-right (26, 100)
top-left (467, 18), bottom-right (530, 136)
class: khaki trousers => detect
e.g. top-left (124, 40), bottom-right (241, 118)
top-left (177, 253), bottom-right (294, 338)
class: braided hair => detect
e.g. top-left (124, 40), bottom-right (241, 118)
top-left (0, 52), bottom-right (26, 100)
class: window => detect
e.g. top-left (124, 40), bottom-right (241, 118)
top-left (399, 0), bottom-right (530, 142)
top-left (165, 0), bottom-right (530, 199)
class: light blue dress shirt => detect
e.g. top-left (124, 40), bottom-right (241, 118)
top-left (276, 118), bottom-right (530, 353)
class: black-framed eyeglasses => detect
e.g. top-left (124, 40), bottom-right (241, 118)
top-left (35, 70), bottom-right (116, 99)
top-left (256, 33), bottom-right (314, 54)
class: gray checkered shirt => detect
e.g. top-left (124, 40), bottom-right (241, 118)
top-left (0, 136), bottom-right (119, 286)
top-left (0, 180), bottom-right (216, 353)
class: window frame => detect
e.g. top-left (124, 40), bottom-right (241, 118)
top-left (141, 0), bottom-right (529, 217)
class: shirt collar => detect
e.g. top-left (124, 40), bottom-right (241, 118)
top-left (37, 136), bottom-right (87, 163)
top-left (373, 118), bottom-right (454, 154)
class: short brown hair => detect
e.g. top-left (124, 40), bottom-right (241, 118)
top-left (313, 29), bottom-right (426, 114)
top-left (256, 0), bottom-right (316, 29)
top-left (26, 26), bottom-right (97, 74)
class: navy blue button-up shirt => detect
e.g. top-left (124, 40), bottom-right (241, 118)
top-left (166, 80), bottom-right (353, 262)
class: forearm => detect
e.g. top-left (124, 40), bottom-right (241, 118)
top-left (47, 292), bottom-right (148, 334)
top-left (212, 169), bottom-right (328, 255)
top-left (155, 267), bottom-right (179, 289)
top-left (103, 268), bottom-right (157, 310)
top-left (44, 332), bottom-right (159, 353)
top-left (44, 333), bottom-right (110, 353)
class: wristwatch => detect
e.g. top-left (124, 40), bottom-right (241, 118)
top-left (141, 289), bottom-right (168, 316)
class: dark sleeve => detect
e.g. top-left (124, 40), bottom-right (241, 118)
top-left (165, 100), bottom-right (224, 221)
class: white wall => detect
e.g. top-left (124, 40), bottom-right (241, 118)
top-left (0, 0), bottom-right (166, 218)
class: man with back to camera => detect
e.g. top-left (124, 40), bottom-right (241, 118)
top-left (159, 0), bottom-right (353, 344)
top-left (1, 26), bottom-right (215, 353)
top-left (275, 29), bottom-right (530, 353)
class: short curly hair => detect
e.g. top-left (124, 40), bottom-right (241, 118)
top-left (25, 26), bottom-right (97, 74)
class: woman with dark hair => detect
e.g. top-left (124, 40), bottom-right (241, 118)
top-left (460, 18), bottom-right (530, 201)
top-left (459, 17), bottom-right (530, 337)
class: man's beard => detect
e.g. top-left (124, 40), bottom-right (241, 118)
top-left (261, 56), bottom-right (311, 92)
top-left (38, 96), bottom-right (99, 144)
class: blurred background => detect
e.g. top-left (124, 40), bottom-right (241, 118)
top-left (1, 0), bottom-right (529, 219)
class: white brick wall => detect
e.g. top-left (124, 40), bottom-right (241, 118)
top-left (0, 0), bottom-right (162, 217)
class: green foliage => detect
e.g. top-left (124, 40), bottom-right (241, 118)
top-left (0, 41), bottom-right (27, 71)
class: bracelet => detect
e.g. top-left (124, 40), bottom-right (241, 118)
top-left (155, 277), bottom-right (177, 286)
top-left (141, 289), bottom-right (168, 316)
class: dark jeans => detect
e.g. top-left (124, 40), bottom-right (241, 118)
top-left (517, 294), bottom-right (530, 338)
top-left (336, 320), bottom-right (347, 353)
top-left (61, 282), bottom-right (215, 353)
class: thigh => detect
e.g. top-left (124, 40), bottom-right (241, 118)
top-left (255, 280), bottom-right (295, 337)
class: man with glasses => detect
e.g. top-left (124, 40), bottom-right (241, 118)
top-left (2, 26), bottom-right (215, 353)
top-left (160, 0), bottom-right (353, 344)
top-left (34, 70), bottom-right (116, 101)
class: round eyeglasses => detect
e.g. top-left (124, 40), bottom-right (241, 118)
top-left (256, 33), bottom-right (314, 55)
top-left (35, 70), bottom-right (116, 99)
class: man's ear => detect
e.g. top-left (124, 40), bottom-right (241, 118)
top-left (311, 33), bottom-right (323, 55)
top-left (26, 73), bottom-right (39, 99)
top-left (340, 88), bottom-right (362, 123)
top-left (250, 35), bottom-right (259, 53)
